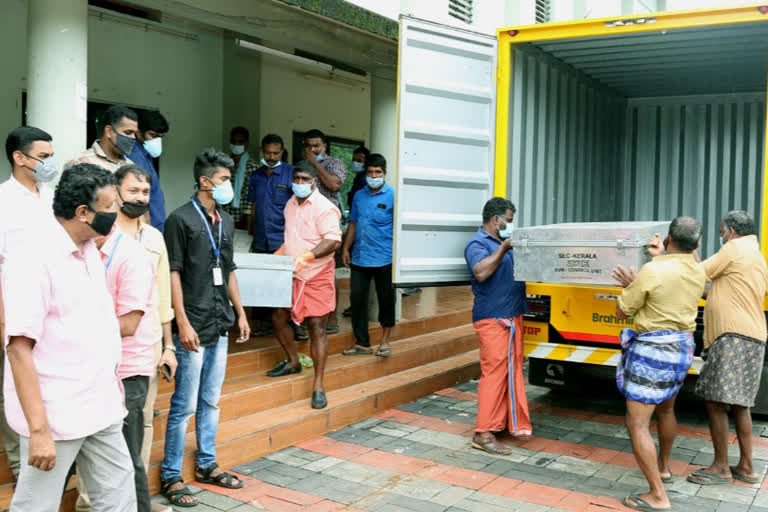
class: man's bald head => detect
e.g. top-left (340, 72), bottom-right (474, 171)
top-left (668, 216), bottom-right (701, 253)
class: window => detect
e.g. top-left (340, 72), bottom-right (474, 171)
top-left (448, 0), bottom-right (474, 24)
top-left (291, 131), bottom-right (365, 214)
top-left (535, 0), bottom-right (551, 24)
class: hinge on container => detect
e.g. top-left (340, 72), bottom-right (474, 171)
top-left (616, 239), bottom-right (626, 255)
top-left (605, 17), bottom-right (656, 27)
top-left (519, 237), bottom-right (530, 253)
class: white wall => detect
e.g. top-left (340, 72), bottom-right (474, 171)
top-left (0, 0), bottom-right (29, 181)
top-left (0, 2), bottom-right (265, 212)
top-left (259, 54), bottom-right (371, 159)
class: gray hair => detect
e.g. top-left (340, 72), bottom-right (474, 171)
top-left (721, 210), bottom-right (755, 236)
top-left (668, 216), bottom-right (701, 252)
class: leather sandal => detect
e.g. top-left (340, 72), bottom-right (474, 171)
top-left (471, 435), bottom-right (513, 455)
top-left (161, 477), bottom-right (198, 508)
top-left (195, 462), bottom-right (243, 489)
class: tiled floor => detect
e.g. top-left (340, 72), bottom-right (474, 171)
top-left (154, 380), bottom-right (768, 511)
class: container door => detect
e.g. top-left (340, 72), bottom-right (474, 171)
top-left (394, 16), bottom-right (497, 286)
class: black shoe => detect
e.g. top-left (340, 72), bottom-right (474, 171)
top-left (266, 360), bottom-right (302, 377)
top-left (311, 390), bottom-right (328, 409)
top-left (342, 307), bottom-right (352, 317)
top-left (293, 325), bottom-right (309, 341)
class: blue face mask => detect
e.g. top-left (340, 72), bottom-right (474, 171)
top-left (351, 161), bottom-right (364, 173)
top-left (497, 216), bottom-right (513, 240)
top-left (366, 176), bottom-right (385, 190)
top-left (293, 183), bottom-right (313, 198)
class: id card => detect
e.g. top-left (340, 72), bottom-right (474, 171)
top-left (212, 266), bottom-right (223, 286)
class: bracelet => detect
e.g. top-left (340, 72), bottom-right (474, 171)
top-left (163, 345), bottom-right (176, 352)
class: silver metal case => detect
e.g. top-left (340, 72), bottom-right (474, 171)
top-left (510, 221), bottom-right (669, 286)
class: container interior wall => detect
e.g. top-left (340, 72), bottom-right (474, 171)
top-left (507, 44), bottom-right (766, 260)
top-left (506, 44), bottom-right (627, 228)
top-left (620, 94), bottom-right (766, 258)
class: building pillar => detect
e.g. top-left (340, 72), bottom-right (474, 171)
top-left (369, 74), bottom-right (402, 322)
top-left (27, 0), bottom-right (88, 172)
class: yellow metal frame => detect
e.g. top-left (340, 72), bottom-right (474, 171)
top-left (493, 2), bottom-right (768, 229)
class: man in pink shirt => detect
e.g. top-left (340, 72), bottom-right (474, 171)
top-left (269, 161), bottom-right (342, 409)
top-left (76, 195), bottom-right (156, 512)
top-left (2, 164), bottom-right (135, 511)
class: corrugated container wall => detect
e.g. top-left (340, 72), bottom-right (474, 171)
top-left (620, 95), bottom-right (765, 257)
top-left (506, 45), bottom-right (627, 228)
top-left (506, 47), bottom-right (765, 259)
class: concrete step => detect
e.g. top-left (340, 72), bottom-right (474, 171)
top-left (150, 324), bottom-right (478, 442)
top-left (156, 308), bottom-right (472, 396)
top-left (145, 349), bottom-right (480, 494)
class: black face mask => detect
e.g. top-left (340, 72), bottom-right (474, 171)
top-left (120, 200), bottom-right (150, 219)
top-left (88, 211), bottom-right (118, 236)
top-left (111, 127), bottom-right (136, 156)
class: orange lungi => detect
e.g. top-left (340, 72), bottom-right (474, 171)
top-left (291, 260), bottom-right (336, 325)
top-left (474, 316), bottom-right (531, 436)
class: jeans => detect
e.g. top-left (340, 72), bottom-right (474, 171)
top-left (350, 264), bottom-right (396, 347)
top-left (160, 335), bottom-right (228, 480)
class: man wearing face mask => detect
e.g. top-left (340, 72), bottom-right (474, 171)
top-left (3, 164), bottom-right (136, 511)
top-left (346, 145), bottom-right (370, 209)
top-left (246, 134), bottom-right (294, 338)
top-left (129, 110), bottom-right (170, 232)
top-left (303, 130), bottom-right (346, 333)
top-left (76, 164), bottom-right (178, 512)
top-left (0, 126), bottom-right (58, 486)
top-left (341, 154), bottom-right (396, 357)
top-left (269, 161), bottom-right (341, 409)
top-left (686, 211), bottom-right (768, 487)
top-left (464, 197), bottom-right (530, 455)
top-left (226, 126), bottom-right (259, 230)
top-left (66, 105), bottom-right (137, 173)
top-left (160, 148), bottom-right (250, 507)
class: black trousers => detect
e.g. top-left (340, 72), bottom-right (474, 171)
top-left (123, 375), bottom-right (151, 512)
top-left (350, 264), bottom-right (396, 347)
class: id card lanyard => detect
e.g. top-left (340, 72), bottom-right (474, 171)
top-left (104, 233), bottom-right (124, 275)
top-left (190, 199), bottom-right (224, 286)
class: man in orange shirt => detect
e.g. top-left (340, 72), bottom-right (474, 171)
top-left (268, 161), bottom-right (342, 410)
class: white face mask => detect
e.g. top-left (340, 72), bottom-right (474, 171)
top-left (143, 137), bottom-right (163, 158)
top-left (261, 158), bottom-right (281, 169)
top-left (230, 144), bottom-right (245, 156)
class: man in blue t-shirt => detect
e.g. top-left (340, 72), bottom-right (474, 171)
top-left (464, 197), bottom-right (530, 455)
top-left (340, 154), bottom-right (395, 357)
top-left (129, 110), bottom-right (169, 232)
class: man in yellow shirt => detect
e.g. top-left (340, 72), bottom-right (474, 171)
top-left (612, 217), bottom-right (707, 511)
top-left (688, 211), bottom-right (768, 487)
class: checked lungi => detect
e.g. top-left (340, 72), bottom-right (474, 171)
top-left (616, 328), bottom-right (694, 405)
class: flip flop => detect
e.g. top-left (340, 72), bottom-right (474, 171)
top-left (622, 495), bottom-right (671, 511)
top-left (342, 345), bottom-right (373, 356)
top-left (730, 466), bottom-right (761, 484)
top-left (661, 474), bottom-right (673, 483)
top-left (375, 346), bottom-right (392, 358)
top-left (686, 469), bottom-right (732, 485)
